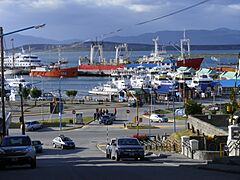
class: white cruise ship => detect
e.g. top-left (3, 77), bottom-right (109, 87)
top-left (4, 50), bottom-right (42, 69)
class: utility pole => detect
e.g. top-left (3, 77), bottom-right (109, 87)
top-left (59, 76), bottom-right (63, 130)
top-left (19, 84), bottom-right (25, 135)
top-left (0, 27), bottom-right (6, 137)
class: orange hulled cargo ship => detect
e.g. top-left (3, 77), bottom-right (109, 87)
top-left (30, 60), bottom-right (78, 77)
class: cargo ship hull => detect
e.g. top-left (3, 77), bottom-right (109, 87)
top-left (176, 57), bottom-right (204, 69)
top-left (78, 64), bottom-right (124, 76)
top-left (30, 67), bottom-right (78, 77)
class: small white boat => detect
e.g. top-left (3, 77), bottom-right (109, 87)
top-left (187, 74), bottom-right (213, 88)
top-left (5, 76), bottom-right (32, 89)
top-left (130, 74), bottom-right (151, 89)
top-left (88, 83), bottom-right (119, 96)
top-left (112, 77), bottom-right (131, 90)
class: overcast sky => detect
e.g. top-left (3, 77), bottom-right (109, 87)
top-left (0, 0), bottom-right (239, 41)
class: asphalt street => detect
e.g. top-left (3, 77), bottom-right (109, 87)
top-left (1, 102), bottom-right (239, 180)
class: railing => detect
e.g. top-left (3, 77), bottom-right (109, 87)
top-left (182, 140), bottom-right (194, 159)
top-left (227, 139), bottom-right (240, 156)
top-left (142, 135), bottom-right (181, 153)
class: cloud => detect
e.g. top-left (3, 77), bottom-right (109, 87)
top-left (228, 3), bottom-right (240, 11)
top-left (0, 0), bottom-right (239, 41)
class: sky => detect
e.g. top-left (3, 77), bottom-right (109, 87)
top-left (0, 0), bottom-right (239, 41)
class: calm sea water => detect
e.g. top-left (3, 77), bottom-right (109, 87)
top-left (20, 49), bottom-right (239, 97)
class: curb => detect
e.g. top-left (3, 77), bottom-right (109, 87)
top-left (96, 143), bottom-right (106, 154)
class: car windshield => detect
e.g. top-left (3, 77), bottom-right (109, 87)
top-left (62, 137), bottom-right (72, 142)
top-left (1, 136), bottom-right (31, 147)
top-left (118, 139), bottom-right (140, 146)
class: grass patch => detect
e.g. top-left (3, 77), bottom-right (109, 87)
top-left (126, 123), bottom-right (158, 129)
top-left (10, 116), bottom-right (93, 128)
top-left (168, 129), bottom-right (197, 141)
top-left (153, 109), bottom-right (171, 114)
top-left (39, 116), bottom-right (93, 125)
top-left (168, 116), bottom-right (187, 120)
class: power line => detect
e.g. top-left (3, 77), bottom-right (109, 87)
top-left (99, 0), bottom-right (211, 40)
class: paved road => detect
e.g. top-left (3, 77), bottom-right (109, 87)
top-left (2, 103), bottom-right (239, 180)
top-left (2, 118), bottom-right (240, 180)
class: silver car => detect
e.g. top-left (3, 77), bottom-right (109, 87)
top-left (52, 135), bottom-right (75, 149)
top-left (23, 121), bottom-right (43, 131)
top-left (109, 137), bottom-right (144, 161)
top-left (0, 135), bottom-right (36, 169)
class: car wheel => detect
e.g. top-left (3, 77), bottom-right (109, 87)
top-left (106, 152), bottom-right (109, 158)
top-left (30, 127), bottom-right (34, 131)
top-left (53, 143), bottom-right (56, 148)
top-left (140, 156), bottom-right (144, 161)
top-left (115, 154), bottom-right (120, 161)
top-left (30, 158), bottom-right (36, 169)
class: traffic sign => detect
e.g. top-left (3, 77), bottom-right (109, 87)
top-left (126, 109), bottom-right (130, 114)
top-left (72, 110), bottom-right (76, 114)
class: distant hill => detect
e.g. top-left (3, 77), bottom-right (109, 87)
top-left (105, 28), bottom-right (240, 45)
top-left (3, 28), bottom-right (240, 52)
top-left (3, 34), bottom-right (81, 49)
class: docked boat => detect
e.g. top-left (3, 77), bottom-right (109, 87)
top-left (187, 74), bottom-right (213, 89)
top-left (88, 83), bottom-right (119, 96)
top-left (137, 33), bottom-right (204, 69)
top-left (112, 76), bottom-right (131, 90)
top-left (5, 76), bottom-right (32, 89)
top-left (175, 32), bottom-right (204, 69)
top-left (4, 49), bottom-right (42, 69)
top-left (78, 42), bottom-right (125, 76)
top-left (30, 60), bottom-right (78, 78)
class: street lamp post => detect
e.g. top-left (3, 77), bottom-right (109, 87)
top-left (59, 76), bottom-right (63, 130)
top-left (130, 91), bottom-right (139, 135)
top-left (1, 27), bottom-right (6, 137)
top-left (0, 24), bottom-right (45, 137)
top-left (19, 84), bottom-right (25, 135)
top-left (148, 90), bottom-right (153, 136)
top-left (38, 76), bottom-right (44, 120)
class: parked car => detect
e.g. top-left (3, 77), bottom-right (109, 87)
top-left (110, 137), bottom-right (144, 161)
top-left (52, 135), bottom-right (75, 149)
top-left (99, 115), bottom-right (113, 125)
top-left (0, 135), bottom-right (36, 169)
top-left (32, 140), bottom-right (43, 153)
top-left (38, 92), bottom-right (54, 101)
top-left (105, 138), bottom-right (116, 158)
top-left (149, 114), bottom-right (168, 123)
top-left (22, 121), bottom-right (43, 131)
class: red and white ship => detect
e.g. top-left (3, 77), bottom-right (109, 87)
top-left (30, 60), bottom-right (78, 77)
top-left (138, 33), bottom-right (204, 69)
top-left (176, 31), bottom-right (204, 69)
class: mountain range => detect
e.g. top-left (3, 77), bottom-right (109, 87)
top-left (105, 28), bottom-right (240, 45)
top-left (3, 28), bottom-right (240, 49)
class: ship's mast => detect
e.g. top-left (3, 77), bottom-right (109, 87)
top-left (180, 30), bottom-right (190, 59)
top-left (11, 38), bottom-right (15, 70)
top-left (152, 36), bottom-right (159, 58)
top-left (115, 43), bottom-right (128, 64)
top-left (90, 41), bottom-right (104, 64)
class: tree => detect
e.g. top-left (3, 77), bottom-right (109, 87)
top-left (184, 100), bottom-right (202, 115)
top-left (30, 87), bottom-right (42, 106)
top-left (65, 90), bottom-right (78, 103)
top-left (22, 87), bottom-right (30, 100)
